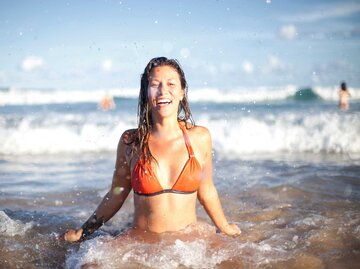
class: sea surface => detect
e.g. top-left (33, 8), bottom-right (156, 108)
top-left (1, 86), bottom-right (360, 269)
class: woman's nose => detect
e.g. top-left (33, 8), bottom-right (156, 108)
top-left (158, 83), bottom-right (168, 94)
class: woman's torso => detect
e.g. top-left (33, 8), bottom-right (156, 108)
top-left (339, 90), bottom-right (350, 102)
top-left (128, 125), bottom-right (203, 233)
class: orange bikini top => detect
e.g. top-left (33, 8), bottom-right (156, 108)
top-left (131, 126), bottom-right (202, 196)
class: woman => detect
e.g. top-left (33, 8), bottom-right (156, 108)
top-left (339, 81), bottom-right (351, 110)
top-left (63, 57), bottom-right (241, 242)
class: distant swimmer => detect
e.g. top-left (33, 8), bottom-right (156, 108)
top-left (99, 93), bottom-right (116, 111)
top-left (338, 82), bottom-right (351, 110)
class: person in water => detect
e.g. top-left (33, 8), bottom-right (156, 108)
top-left (99, 93), bottom-right (116, 111)
top-left (339, 81), bottom-right (351, 110)
top-left (63, 57), bottom-right (241, 242)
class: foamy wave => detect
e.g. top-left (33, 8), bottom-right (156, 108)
top-left (190, 86), bottom-right (298, 103)
top-left (66, 237), bottom-right (230, 269)
top-left (201, 112), bottom-right (360, 155)
top-left (0, 211), bottom-right (33, 236)
top-left (65, 223), bottom-right (292, 269)
top-left (1, 86), bottom-right (359, 106)
top-left (191, 86), bottom-right (360, 103)
top-left (0, 110), bottom-right (359, 155)
top-left (0, 115), bottom-right (134, 155)
top-left (0, 87), bottom-right (138, 106)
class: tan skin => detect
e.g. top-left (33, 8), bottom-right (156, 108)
top-left (339, 89), bottom-right (351, 110)
top-left (63, 66), bottom-right (240, 242)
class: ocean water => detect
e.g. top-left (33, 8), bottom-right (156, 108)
top-left (0, 86), bottom-right (360, 269)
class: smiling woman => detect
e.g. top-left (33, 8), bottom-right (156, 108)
top-left (148, 65), bottom-right (185, 122)
top-left (62, 56), bottom-right (241, 241)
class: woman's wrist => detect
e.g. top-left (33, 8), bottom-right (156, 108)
top-left (218, 222), bottom-right (241, 236)
top-left (218, 222), bottom-right (231, 232)
top-left (81, 213), bottom-right (104, 239)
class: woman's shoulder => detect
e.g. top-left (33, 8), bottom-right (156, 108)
top-left (117, 129), bottom-right (137, 152)
top-left (117, 129), bottom-right (138, 159)
top-left (186, 124), bottom-right (211, 143)
top-left (120, 128), bottom-right (137, 144)
top-left (188, 124), bottom-right (210, 134)
top-left (185, 125), bottom-right (212, 159)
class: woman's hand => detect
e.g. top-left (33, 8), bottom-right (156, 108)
top-left (222, 223), bottom-right (241, 236)
top-left (61, 228), bottom-right (83, 242)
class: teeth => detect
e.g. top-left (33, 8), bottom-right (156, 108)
top-left (157, 99), bottom-right (172, 105)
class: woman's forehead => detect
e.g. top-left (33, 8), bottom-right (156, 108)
top-left (149, 66), bottom-right (180, 80)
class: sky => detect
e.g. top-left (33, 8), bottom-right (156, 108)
top-left (0, 0), bottom-right (360, 90)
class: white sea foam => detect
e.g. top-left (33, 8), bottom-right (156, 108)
top-left (0, 211), bottom-right (33, 236)
top-left (294, 214), bottom-right (329, 227)
top-left (66, 237), bottom-right (230, 269)
top-left (0, 87), bottom-right (138, 106)
top-left (0, 115), bottom-right (134, 155)
top-left (1, 110), bottom-right (359, 155)
top-left (189, 85), bottom-right (360, 103)
top-left (189, 85), bottom-right (298, 103)
top-left (201, 111), bottom-right (360, 155)
top-left (1, 85), bottom-right (359, 106)
top-left (65, 232), bottom-right (296, 269)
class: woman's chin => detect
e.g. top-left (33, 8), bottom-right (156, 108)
top-left (153, 107), bottom-right (178, 118)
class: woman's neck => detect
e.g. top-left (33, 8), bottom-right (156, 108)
top-left (151, 118), bottom-right (182, 140)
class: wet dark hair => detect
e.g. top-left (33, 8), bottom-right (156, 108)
top-left (341, 81), bottom-right (347, 91)
top-left (131, 57), bottom-right (194, 162)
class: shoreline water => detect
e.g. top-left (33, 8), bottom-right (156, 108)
top-left (1, 87), bottom-right (360, 268)
top-left (1, 150), bottom-right (360, 268)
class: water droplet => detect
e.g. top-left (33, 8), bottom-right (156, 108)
top-left (55, 200), bottom-right (63, 206)
top-left (113, 186), bottom-right (124, 195)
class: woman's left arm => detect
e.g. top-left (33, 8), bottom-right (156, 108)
top-left (196, 127), bottom-right (241, 236)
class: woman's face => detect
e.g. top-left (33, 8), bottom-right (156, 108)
top-left (147, 65), bottom-right (184, 119)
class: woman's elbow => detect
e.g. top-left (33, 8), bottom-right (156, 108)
top-left (197, 186), bottom-right (217, 205)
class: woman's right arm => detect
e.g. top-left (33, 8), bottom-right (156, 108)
top-left (63, 131), bottom-right (133, 242)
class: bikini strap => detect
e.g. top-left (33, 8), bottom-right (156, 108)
top-left (180, 124), bottom-right (195, 158)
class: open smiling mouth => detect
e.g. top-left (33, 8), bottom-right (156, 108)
top-left (156, 99), bottom-right (172, 105)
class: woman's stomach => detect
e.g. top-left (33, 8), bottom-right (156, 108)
top-left (133, 192), bottom-right (198, 233)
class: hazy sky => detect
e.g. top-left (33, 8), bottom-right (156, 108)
top-left (1, 0), bottom-right (360, 90)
